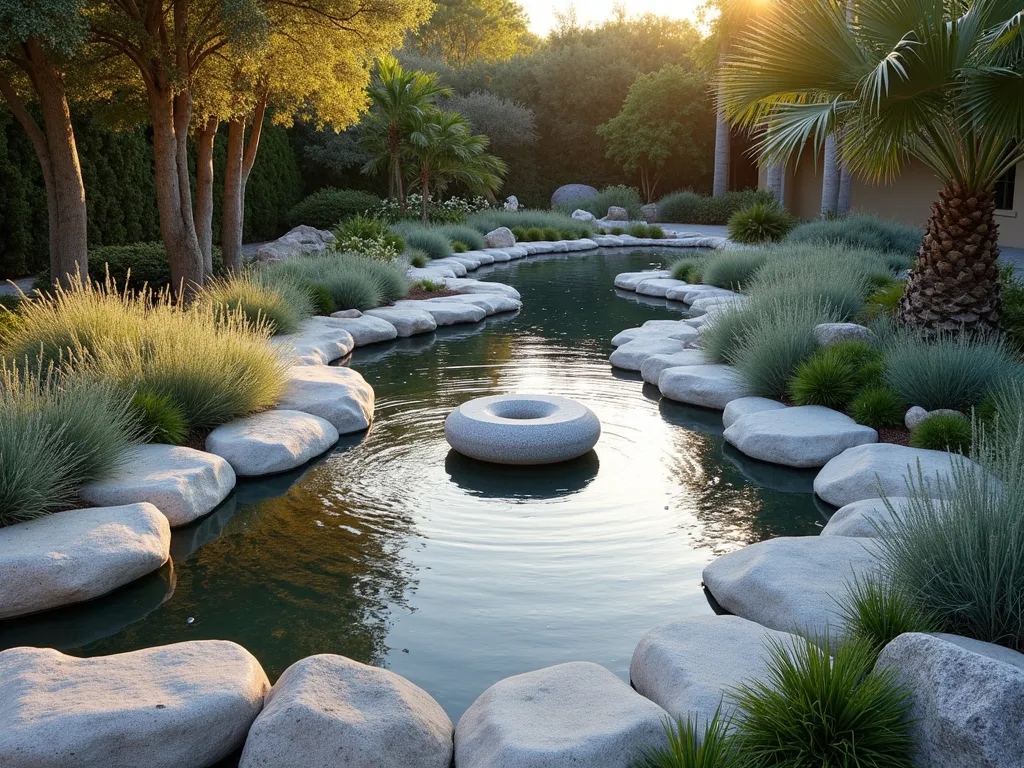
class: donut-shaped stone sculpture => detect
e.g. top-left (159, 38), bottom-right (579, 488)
top-left (445, 395), bottom-right (601, 465)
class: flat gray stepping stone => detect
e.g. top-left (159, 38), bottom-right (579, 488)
top-left (724, 405), bottom-right (878, 468)
top-left (443, 279), bottom-right (521, 300)
top-left (408, 265), bottom-right (457, 280)
top-left (702, 536), bottom-right (882, 642)
top-left (665, 285), bottom-right (736, 303)
top-left (325, 315), bottom-right (398, 346)
top-left (722, 397), bottom-right (787, 429)
top-left (814, 443), bottom-right (981, 507)
top-left (636, 278), bottom-right (688, 297)
top-left (455, 662), bottom-right (668, 768)
top-left (448, 255), bottom-right (483, 270)
top-left (690, 294), bottom-right (748, 313)
top-left (441, 293), bottom-right (522, 315)
top-left (272, 318), bottom-right (355, 365)
top-left (610, 337), bottom-right (687, 371)
top-left (611, 323), bottom-right (697, 347)
top-left (640, 350), bottom-right (708, 385)
top-left (81, 445), bottom-right (236, 527)
top-left (393, 299), bottom-right (487, 325)
top-left (278, 366), bottom-right (374, 434)
top-left (0, 641), bottom-right (269, 768)
top-left (876, 633), bottom-right (1024, 768)
top-left (659, 364), bottom-right (752, 410)
top-left (614, 271), bottom-right (670, 290)
top-left (240, 655), bottom-right (452, 768)
top-left (0, 503), bottom-right (170, 619)
top-left (364, 307), bottom-right (437, 337)
top-left (428, 258), bottom-right (468, 276)
top-left (631, 615), bottom-right (800, 726)
top-left (821, 496), bottom-right (918, 538)
top-left (206, 410), bottom-right (338, 477)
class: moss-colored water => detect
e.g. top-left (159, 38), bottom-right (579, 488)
top-left (0, 248), bottom-right (828, 719)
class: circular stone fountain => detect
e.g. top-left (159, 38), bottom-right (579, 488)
top-left (445, 395), bottom-right (601, 465)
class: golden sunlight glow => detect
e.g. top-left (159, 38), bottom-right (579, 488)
top-left (523, 0), bottom-right (707, 36)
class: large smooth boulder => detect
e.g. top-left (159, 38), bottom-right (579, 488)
top-left (631, 615), bottom-right (800, 726)
top-left (240, 655), bottom-right (452, 768)
top-left (635, 278), bottom-right (689, 298)
top-left (876, 633), bottom-right (1024, 768)
top-left (610, 337), bottom-right (687, 371)
top-left (0, 641), bottom-right (269, 768)
top-left (485, 227), bottom-right (516, 249)
top-left (659, 365), bottom-right (753, 410)
top-left (614, 270), bottom-right (671, 291)
top-left (206, 410), bottom-right (338, 477)
top-left (0, 503), bottom-right (170, 619)
top-left (273, 318), bottom-right (355, 365)
top-left (393, 299), bottom-right (487, 325)
top-left (278, 365), bottom-right (375, 434)
top-left (611, 323), bottom-right (698, 347)
top-left (324, 315), bottom-right (398, 346)
top-left (572, 209), bottom-right (597, 224)
top-left (702, 536), bottom-right (882, 641)
top-left (724, 405), bottom-right (878, 468)
top-left (640, 350), bottom-right (708, 386)
top-left (442, 278), bottom-right (521, 300)
top-left (814, 443), bottom-right (980, 507)
top-left (455, 662), bottom-right (668, 768)
top-left (364, 307), bottom-right (437, 337)
top-left (81, 445), bottom-right (236, 527)
top-left (552, 183), bottom-right (599, 208)
top-left (442, 293), bottom-right (522, 316)
top-left (640, 203), bottom-right (659, 223)
top-left (254, 225), bottom-right (336, 262)
top-left (821, 496), bottom-right (916, 538)
top-left (722, 397), bottom-right (787, 430)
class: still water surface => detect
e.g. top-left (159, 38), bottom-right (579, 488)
top-left (0, 249), bottom-right (828, 720)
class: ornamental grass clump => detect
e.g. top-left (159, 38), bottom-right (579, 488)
top-left (787, 215), bottom-right (922, 260)
top-left (390, 221), bottom-right (452, 260)
top-left (0, 364), bottom-right (139, 526)
top-left (910, 413), bottom-right (973, 454)
top-left (882, 330), bottom-right (1020, 411)
top-left (726, 201), bottom-right (795, 244)
top-left (849, 386), bottom-right (905, 429)
top-left (197, 273), bottom-right (312, 335)
top-left (838, 575), bottom-right (941, 657)
top-left (700, 251), bottom-right (769, 290)
top-left (789, 350), bottom-right (860, 410)
top-left (631, 709), bottom-right (742, 768)
top-left (438, 224), bottom-right (485, 251)
top-left (671, 258), bottom-right (702, 284)
top-left (259, 253), bottom-right (407, 311)
top-left (731, 636), bottom-right (915, 767)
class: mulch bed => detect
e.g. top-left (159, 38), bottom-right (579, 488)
top-left (877, 426), bottom-right (912, 446)
top-left (403, 286), bottom-right (460, 301)
top-left (184, 427), bottom-right (214, 452)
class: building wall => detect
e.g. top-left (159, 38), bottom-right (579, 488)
top-left (768, 152), bottom-right (1024, 249)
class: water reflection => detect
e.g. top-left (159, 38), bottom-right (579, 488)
top-left (445, 450), bottom-right (600, 499)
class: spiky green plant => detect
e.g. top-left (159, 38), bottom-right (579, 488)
top-left (849, 386), bottom-right (905, 429)
top-left (910, 413), bottom-right (973, 454)
top-left (631, 710), bottom-right (742, 768)
top-left (838, 575), bottom-right (942, 657)
top-left (197, 273), bottom-right (312, 335)
top-left (727, 201), bottom-right (796, 244)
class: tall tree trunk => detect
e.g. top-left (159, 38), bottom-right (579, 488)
top-left (898, 184), bottom-right (1001, 335)
top-left (148, 83), bottom-right (205, 298)
top-left (713, 83), bottom-right (730, 198)
top-left (220, 100), bottom-right (266, 274)
top-left (837, 167), bottom-right (853, 216)
top-left (820, 134), bottom-right (841, 218)
top-left (421, 175), bottom-right (430, 224)
top-left (766, 163), bottom-right (784, 206)
top-left (194, 115), bottom-right (218, 277)
top-left (0, 43), bottom-right (88, 288)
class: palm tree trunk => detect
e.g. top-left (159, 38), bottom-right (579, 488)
top-left (421, 175), bottom-right (430, 224)
top-left (713, 83), bottom-right (730, 198)
top-left (820, 134), bottom-right (841, 218)
top-left (897, 184), bottom-right (1001, 335)
top-left (837, 167), bottom-right (853, 216)
top-left (766, 163), bottom-right (784, 205)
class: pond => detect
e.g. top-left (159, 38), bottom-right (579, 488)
top-left (0, 248), bottom-right (828, 720)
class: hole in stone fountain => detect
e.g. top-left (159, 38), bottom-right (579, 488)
top-left (487, 400), bottom-right (559, 420)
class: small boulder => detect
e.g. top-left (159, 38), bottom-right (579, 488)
top-left (722, 397), bottom-right (787, 430)
top-left (0, 642), bottom-right (269, 768)
top-left (659, 365), bottom-right (753, 410)
top-left (0, 504), bottom-right (170, 619)
top-left (325, 314), bottom-right (399, 346)
top-left (364, 307), bottom-right (437, 337)
top-left (278, 366), bottom-right (375, 434)
top-left (392, 299), bottom-right (487, 325)
top-left (610, 337), bottom-right (687, 371)
top-left (333, 309), bottom-right (362, 319)
top-left (640, 350), bottom-right (708, 386)
top-left (905, 406), bottom-right (967, 431)
top-left (255, 226), bottom-right (336, 262)
top-left (484, 227), bottom-right (516, 249)
top-left (551, 183), bottom-right (598, 208)
top-left (240, 655), bottom-right (452, 768)
top-left (813, 443), bottom-right (981, 507)
top-left (631, 615), bottom-right (801, 726)
top-left (455, 662), bottom-right (668, 767)
top-left (80, 445), bottom-right (236, 528)
top-left (702, 536), bottom-right (882, 641)
top-left (641, 203), bottom-right (659, 223)
top-left (273, 317), bottom-right (356, 365)
top-left (611, 323), bottom-right (698, 347)
top-left (814, 322), bottom-right (871, 346)
top-left (206, 410), bottom-right (338, 477)
top-left (572, 209), bottom-right (596, 224)
top-left (503, 195), bottom-right (519, 212)
top-left (875, 633), bottom-right (1024, 768)
top-left (606, 206), bottom-right (629, 221)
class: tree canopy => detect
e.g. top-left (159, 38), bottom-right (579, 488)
top-left (415, 0), bottom-right (533, 67)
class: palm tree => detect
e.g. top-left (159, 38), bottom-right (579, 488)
top-left (720, 0), bottom-right (1024, 335)
top-left (361, 56), bottom-right (453, 207)
top-left (405, 109), bottom-right (507, 224)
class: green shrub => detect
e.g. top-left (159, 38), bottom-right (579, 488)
top-left (305, 283), bottom-right (336, 315)
top-left (511, 227), bottom-right (528, 242)
top-left (671, 258), bottom-right (702, 283)
top-left (839, 576), bottom-right (942, 657)
top-left (631, 709), bottom-right (742, 768)
top-left (557, 184), bottom-right (642, 220)
top-left (910, 413), bottom-right (972, 454)
top-left (999, 263), bottom-right (1024, 353)
top-left (0, 307), bottom-right (22, 343)
top-left (334, 215), bottom-right (405, 261)
top-left (701, 251), bottom-right (769, 290)
top-left (657, 189), bottom-right (774, 225)
top-left (732, 636), bottom-right (915, 767)
top-left (883, 331), bottom-right (1020, 411)
top-left (861, 279), bottom-right (906, 321)
top-left (452, 241), bottom-right (468, 253)
top-left (526, 227), bottom-right (545, 242)
top-left (542, 226), bottom-right (561, 241)
top-left (197, 274), bottom-right (312, 335)
top-left (0, 365), bottom-right (140, 526)
top-left (407, 249), bottom-right (429, 269)
top-left (286, 188), bottom-right (380, 230)
top-left (825, 339), bottom-right (885, 386)
top-left (438, 224), bottom-right (486, 251)
top-left (467, 210), bottom-right (590, 239)
top-left (390, 221), bottom-right (453, 260)
top-left (260, 253), bottom-right (407, 312)
top-left (727, 201), bottom-right (795, 244)
top-left (627, 224), bottom-right (648, 237)
top-left (876, 422), bottom-right (1024, 651)
top-left (849, 386), bottom-right (905, 428)
top-left (610, 227), bottom-right (625, 236)
top-left (625, 224), bottom-right (664, 239)
top-left (131, 387), bottom-right (189, 445)
top-left (787, 215), bottom-right (922, 258)
top-left (789, 350), bottom-right (859, 410)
